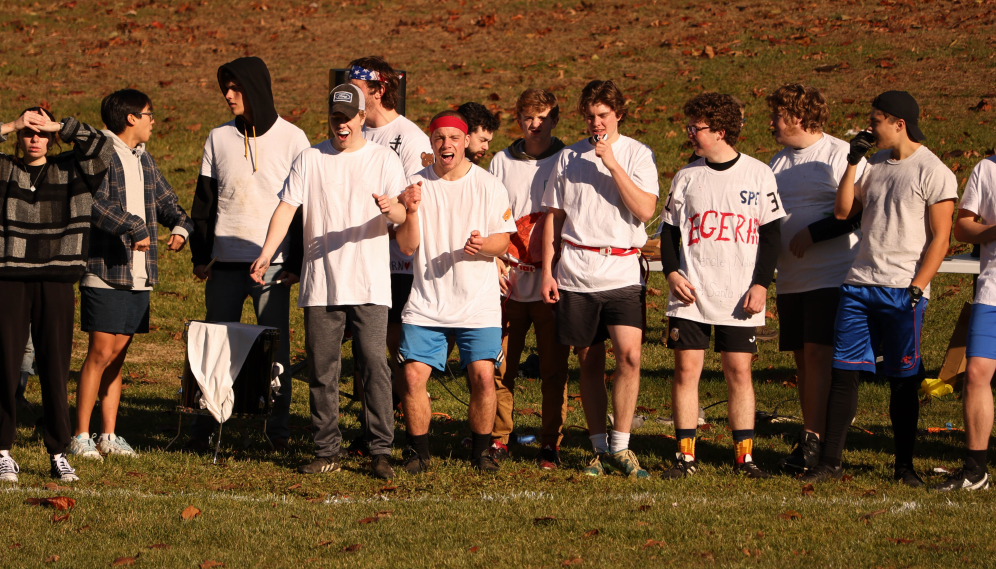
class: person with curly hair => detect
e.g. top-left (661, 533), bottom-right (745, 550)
top-left (765, 84), bottom-right (867, 473)
top-left (457, 102), bottom-right (500, 165)
top-left (659, 92), bottom-right (784, 480)
top-left (541, 79), bottom-right (659, 480)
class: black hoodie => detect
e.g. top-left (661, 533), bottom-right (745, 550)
top-left (188, 57), bottom-right (303, 274)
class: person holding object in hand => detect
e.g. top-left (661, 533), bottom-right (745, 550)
top-left (394, 110), bottom-right (515, 474)
top-left (72, 90), bottom-right (193, 462)
top-left (0, 107), bottom-right (113, 483)
top-left (801, 91), bottom-right (957, 487)
top-left (250, 84), bottom-right (407, 479)
top-left (540, 80), bottom-right (659, 480)
top-left (658, 92), bottom-right (783, 481)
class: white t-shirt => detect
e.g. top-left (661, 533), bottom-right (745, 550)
top-left (661, 155), bottom-right (786, 326)
top-left (401, 165), bottom-right (516, 328)
top-left (845, 146), bottom-right (959, 298)
top-left (541, 135), bottom-right (659, 292)
top-left (279, 140), bottom-right (406, 308)
top-left (769, 134), bottom-right (866, 294)
top-left (362, 115), bottom-right (434, 275)
top-left (200, 117), bottom-right (310, 264)
top-left (488, 147), bottom-right (562, 303)
top-left (958, 156), bottom-right (996, 306)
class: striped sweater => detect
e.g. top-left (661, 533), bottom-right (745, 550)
top-left (0, 118), bottom-right (112, 282)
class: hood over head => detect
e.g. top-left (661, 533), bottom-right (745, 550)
top-left (218, 57), bottom-right (278, 136)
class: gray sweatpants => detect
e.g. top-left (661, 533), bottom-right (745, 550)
top-left (190, 264), bottom-right (292, 440)
top-left (305, 304), bottom-right (393, 457)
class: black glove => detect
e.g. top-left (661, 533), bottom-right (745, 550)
top-left (847, 131), bottom-right (875, 165)
top-left (907, 285), bottom-right (923, 309)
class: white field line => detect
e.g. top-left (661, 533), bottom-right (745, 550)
top-left (1, 485), bottom-right (991, 513)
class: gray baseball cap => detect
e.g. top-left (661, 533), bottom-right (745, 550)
top-left (328, 83), bottom-right (365, 119)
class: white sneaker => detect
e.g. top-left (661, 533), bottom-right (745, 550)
top-left (97, 434), bottom-right (139, 457)
top-left (0, 454), bottom-right (19, 482)
top-left (50, 454), bottom-right (79, 482)
top-left (68, 434), bottom-right (103, 461)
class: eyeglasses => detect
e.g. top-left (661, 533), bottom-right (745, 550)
top-left (685, 125), bottom-right (712, 136)
top-left (135, 112), bottom-right (154, 119)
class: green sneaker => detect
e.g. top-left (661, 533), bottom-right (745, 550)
top-left (97, 434), bottom-right (138, 457)
top-left (606, 449), bottom-right (650, 479)
top-left (582, 452), bottom-right (608, 476)
top-left (68, 434), bottom-right (103, 461)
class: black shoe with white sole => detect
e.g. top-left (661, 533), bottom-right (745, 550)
top-left (933, 465), bottom-right (989, 492)
top-left (799, 463), bottom-right (844, 484)
top-left (50, 454), bottom-right (79, 482)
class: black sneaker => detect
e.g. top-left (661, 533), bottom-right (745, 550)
top-left (474, 454), bottom-right (501, 473)
top-left (370, 454), bottom-right (395, 480)
top-left (402, 447), bottom-right (430, 475)
top-left (489, 440), bottom-right (509, 462)
top-left (50, 454), bottom-right (79, 482)
top-left (734, 457), bottom-right (772, 479)
top-left (661, 453), bottom-right (698, 480)
top-left (893, 465), bottom-right (924, 488)
top-left (346, 435), bottom-right (369, 457)
top-left (933, 465), bottom-right (989, 492)
top-left (297, 456), bottom-right (341, 475)
top-left (779, 431), bottom-right (821, 472)
top-left (799, 463), bottom-right (844, 484)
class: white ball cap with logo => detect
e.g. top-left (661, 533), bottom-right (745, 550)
top-left (328, 83), bottom-right (365, 119)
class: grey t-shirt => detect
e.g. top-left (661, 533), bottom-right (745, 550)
top-left (844, 145), bottom-right (958, 298)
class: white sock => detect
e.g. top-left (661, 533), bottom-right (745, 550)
top-left (51, 453), bottom-right (64, 461)
top-left (589, 433), bottom-right (608, 454)
top-left (610, 431), bottom-right (630, 453)
top-left (0, 450), bottom-right (9, 458)
top-left (75, 432), bottom-right (88, 440)
top-left (100, 433), bottom-right (113, 442)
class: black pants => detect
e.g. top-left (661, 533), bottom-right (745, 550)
top-left (0, 280), bottom-right (75, 455)
top-left (819, 368), bottom-right (921, 469)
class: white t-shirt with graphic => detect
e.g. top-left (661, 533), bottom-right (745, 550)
top-left (958, 156), bottom-right (996, 306)
top-left (401, 165), bottom-right (516, 329)
top-left (362, 115), bottom-right (434, 275)
top-left (278, 140), bottom-right (406, 308)
top-left (200, 117), bottom-right (310, 263)
top-left (488, 148), bottom-right (563, 303)
top-left (845, 146), bottom-right (958, 298)
top-left (662, 155), bottom-right (786, 326)
top-left (541, 135), bottom-right (659, 292)
top-left (769, 133), bottom-right (866, 294)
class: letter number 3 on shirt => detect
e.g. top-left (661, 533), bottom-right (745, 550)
top-left (766, 192), bottom-right (781, 213)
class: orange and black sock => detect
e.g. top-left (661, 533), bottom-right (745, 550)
top-left (676, 428), bottom-right (696, 459)
top-left (733, 429), bottom-right (753, 464)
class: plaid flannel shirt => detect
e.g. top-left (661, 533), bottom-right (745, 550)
top-left (87, 149), bottom-right (193, 287)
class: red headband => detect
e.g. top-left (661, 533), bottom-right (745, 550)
top-left (429, 116), bottom-right (468, 135)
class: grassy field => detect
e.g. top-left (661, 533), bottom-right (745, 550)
top-left (3, 0), bottom-right (996, 567)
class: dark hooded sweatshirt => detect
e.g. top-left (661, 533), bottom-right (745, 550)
top-left (189, 56), bottom-right (305, 274)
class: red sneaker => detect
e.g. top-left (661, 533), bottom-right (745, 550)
top-left (489, 439), bottom-right (509, 462)
top-left (537, 445), bottom-right (561, 470)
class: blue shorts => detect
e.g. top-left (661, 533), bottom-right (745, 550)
top-left (399, 324), bottom-right (504, 371)
top-left (967, 303), bottom-right (996, 360)
top-left (832, 284), bottom-right (927, 378)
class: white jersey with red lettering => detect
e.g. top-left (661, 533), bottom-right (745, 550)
top-left (661, 154), bottom-right (785, 326)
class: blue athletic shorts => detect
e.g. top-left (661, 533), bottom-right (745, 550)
top-left (967, 303), bottom-right (996, 360)
top-left (831, 284), bottom-right (927, 378)
top-left (399, 324), bottom-right (504, 371)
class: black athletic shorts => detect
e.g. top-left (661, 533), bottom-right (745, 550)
top-left (388, 273), bottom-right (415, 324)
top-left (775, 287), bottom-right (841, 351)
top-left (554, 285), bottom-right (644, 347)
top-left (80, 286), bottom-right (150, 335)
top-left (665, 317), bottom-right (757, 353)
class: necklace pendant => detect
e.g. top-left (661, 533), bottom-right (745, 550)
top-left (29, 185), bottom-right (36, 192)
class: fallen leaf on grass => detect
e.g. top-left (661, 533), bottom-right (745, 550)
top-left (533, 516), bottom-right (557, 525)
top-left (358, 517), bottom-right (380, 524)
top-left (801, 484), bottom-right (814, 497)
top-left (287, 483), bottom-right (302, 490)
top-left (642, 539), bottom-right (665, 549)
top-left (469, 546), bottom-right (480, 552)
top-left (858, 509), bottom-right (887, 523)
top-left (111, 556), bottom-right (138, 566)
top-left (125, 471), bottom-right (144, 478)
top-left (9, 543), bottom-right (21, 549)
top-left (582, 529), bottom-right (600, 538)
top-left (148, 544), bottom-right (170, 550)
top-left (637, 504), bottom-right (652, 511)
top-left (342, 544), bottom-right (363, 552)
top-left (742, 547), bottom-right (751, 556)
top-left (380, 485), bottom-right (397, 492)
top-left (181, 505), bottom-right (201, 521)
top-left (317, 540), bottom-right (335, 547)
top-left (889, 538), bottom-right (915, 544)
top-left (199, 561), bottom-right (225, 568)
top-left (841, 474), bottom-right (854, 482)
top-left (26, 496), bottom-right (76, 510)
top-left (44, 555), bottom-right (60, 563)
top-left (776, 510), bottom-right (802, 520)
top-left (646, 287), bottom-right (662, 296)
top-left (861, 489), bottom-right (877, 497)
top-left (185, 123), bottom-right (202, 132)
top-left (562, 557), bottom-right (583, 566)
top-left (52, 512), bottom-right (70, 523)
top-left (375, 510), bottom-right (393, 518)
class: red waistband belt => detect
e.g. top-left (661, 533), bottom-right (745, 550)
top-left (564, 240), bottom-right (641, 257)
